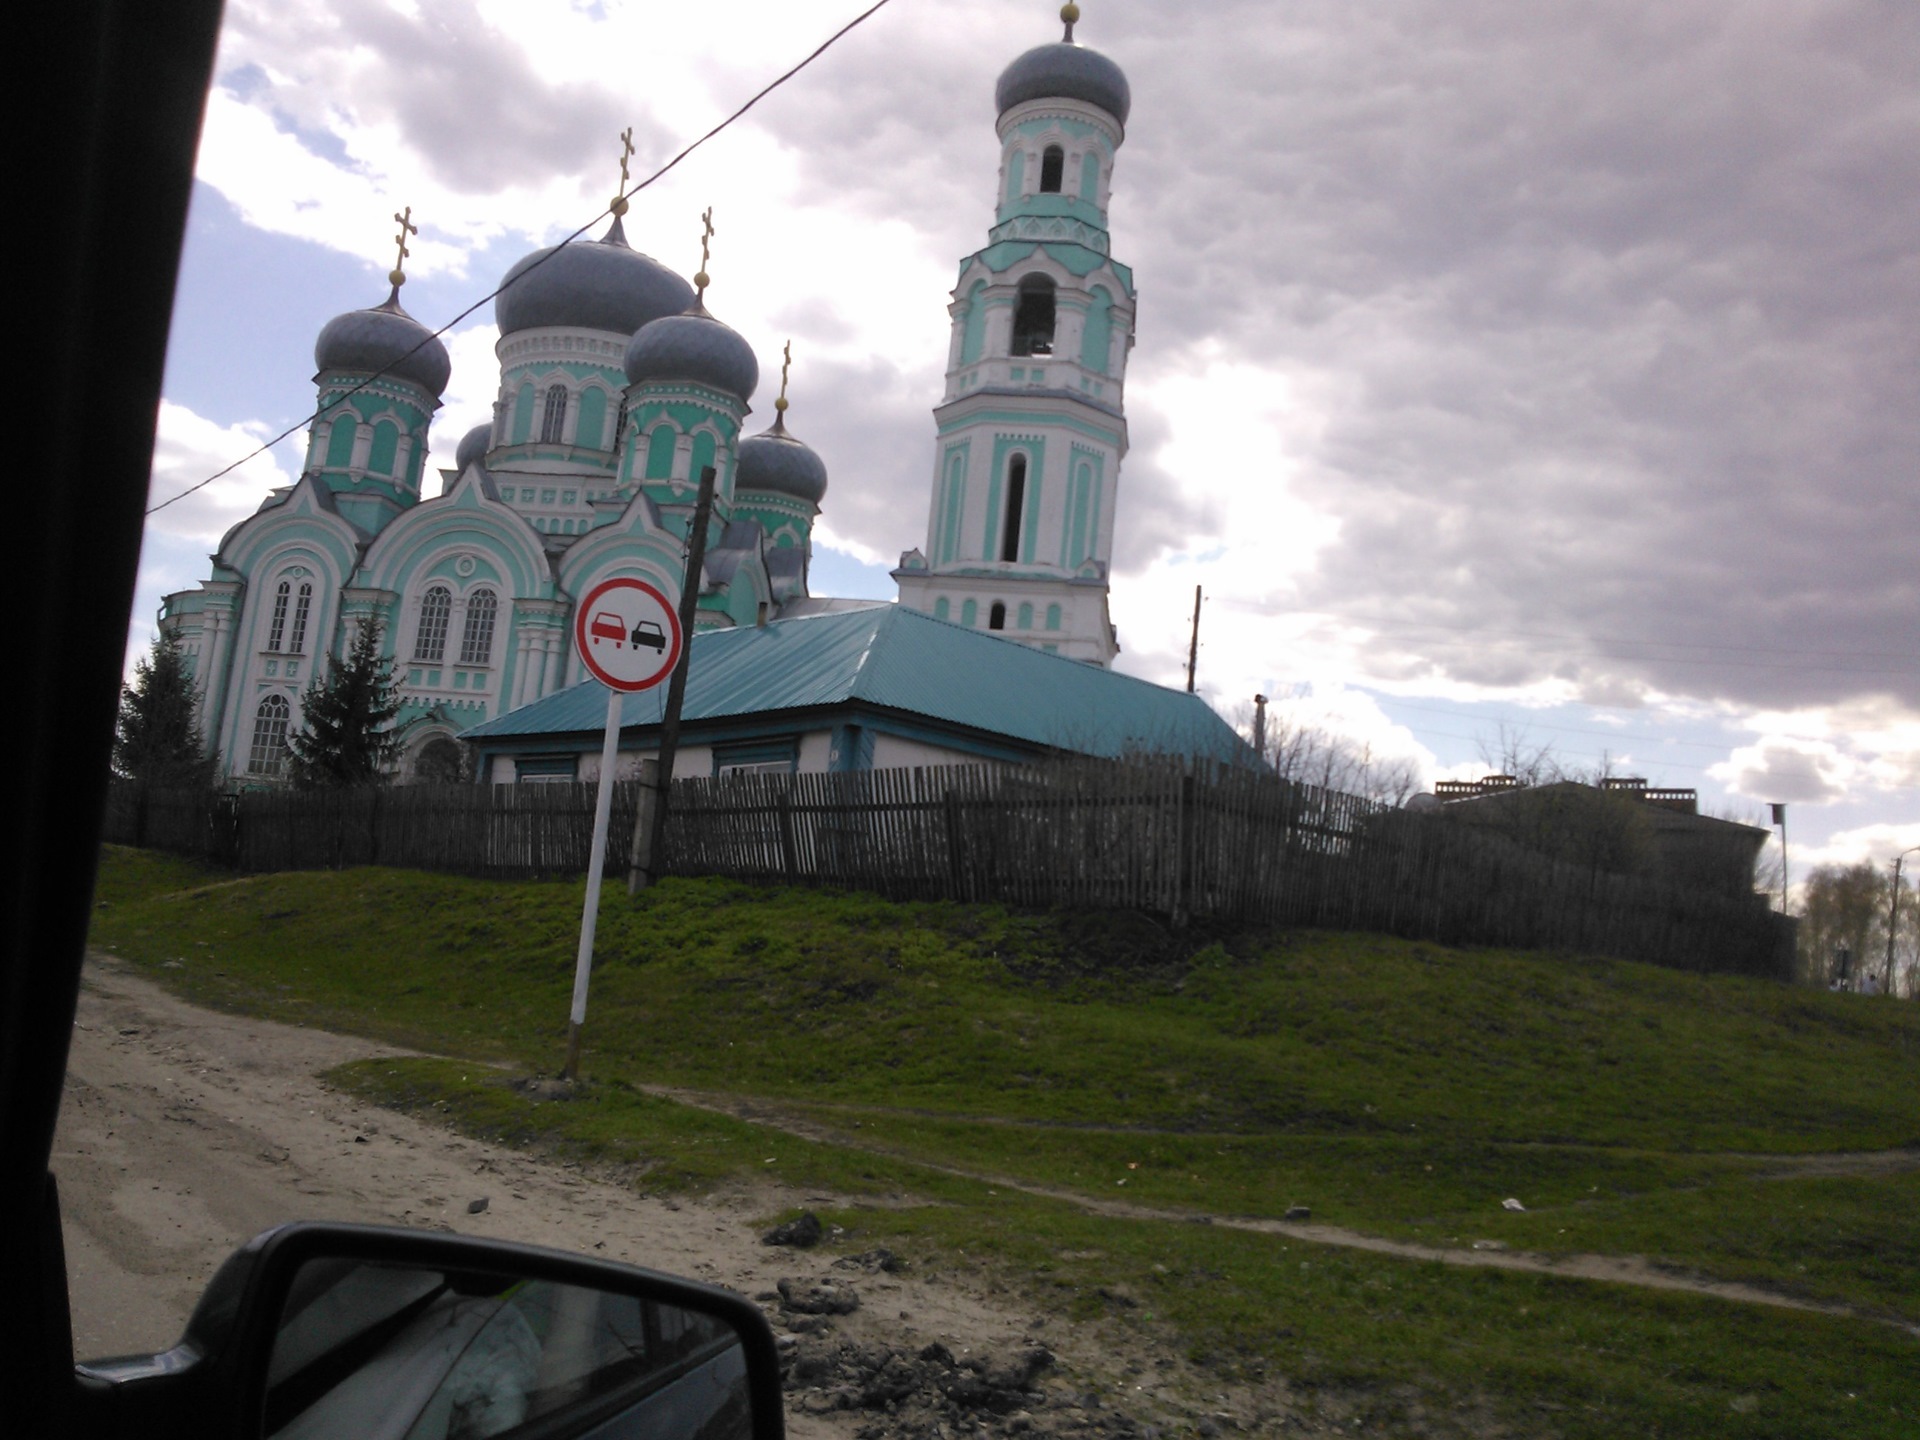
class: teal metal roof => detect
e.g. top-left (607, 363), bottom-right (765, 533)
top-left (462, 604), bottom-right (1247, 762)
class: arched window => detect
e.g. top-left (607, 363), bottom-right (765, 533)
top-left (690, 430), bottom-right (717, 484)
top-left (645, 425), bottom-right (677, 480)
top-left (1017, 602), bottom-right (1033, 630)
top-left (1010, 275), bottom-right (1055, 356)
top-left (368, 419), bottom-right (399, 475)
top-left (1080, 285), bottom-right (1113, 375)
top-left (459, 588), bottom-right (498, 665)
top-left (961, 598), bottom-right (978, 628)
top-left (288, 583), bottom-right (313, 654)
top-left (267, 580), bottom-right (290, 652)
top-left (1045, 603), bottom-right (1062, 631)
top-left (415, 585), bottom-right (452, 663)
top-left (989, 601), bottom-right (1007, 631)
top-left (959, 280), bottom-right (989, 366)
top-left (324, 414), bottom-right (356, 469)
top-left (1039, 144), bottom-right (1064, 193)
top-left (540, 385), bottom-right (568, 443)
top-left (933, 597), bottom-right (951, 621)
top-left (1000, 454), bottom-right (1027, 563)
top-left (575, 387), bottom-right (607, 450)
top-left (248, 694), bottom-right (291, 776)
top-left (511, 382), bottom-right (535, 444)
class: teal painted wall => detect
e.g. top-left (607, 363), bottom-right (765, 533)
top-left (512, 383), bottom-right (534, 444)
top-left (959, 281), bottom-right (989, 365)
top-left (1079, 286), bottom-right (1112, 375)
top-left (645, 426), bottom-right (676, 480)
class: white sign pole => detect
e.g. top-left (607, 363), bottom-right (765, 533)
top-left (563, 684), bottom-right (623, 1080)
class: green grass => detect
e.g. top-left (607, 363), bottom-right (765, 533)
top-left (89, 848), bottom-right (1920, 1438)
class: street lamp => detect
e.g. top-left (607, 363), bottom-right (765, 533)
top-left (1886, 845), bottom-right (1920, 999)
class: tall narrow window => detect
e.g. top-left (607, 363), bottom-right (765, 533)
top-left (248, 694), bottom-right (291, 776)
top-left (1000, 455), bottom-right (1027, 562)
top-left (459, 588), bottom-right (498, 665)
top-left (415, 585), bottom-right (452, 662)
top-left (288, 583), bottom-right (313, 654)
top-left (267, 580), bottom-right (290, 652)
top-left (1039, 145), bottom-right (1064, 193)
top-left (540, 385), bottom-right (568, 443)
top-left (1010, 275), bottom-right (1055, 356)
top-left (989, 601), bottom-right (1007, 631)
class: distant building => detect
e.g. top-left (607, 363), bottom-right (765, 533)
top-left (1428, 776), bottom-right (1770, 900)
top-left (458, 603), bottom-right (1249, 783)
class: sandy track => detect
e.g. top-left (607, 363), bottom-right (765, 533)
top-left (54, 954), bottom-right (1090, 1438)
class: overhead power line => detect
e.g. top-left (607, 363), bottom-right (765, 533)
top-left (147, 0), bottom-right (897, 517)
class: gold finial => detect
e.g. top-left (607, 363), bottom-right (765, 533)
top-left (1061, 2), bottom-right (1079, 42)
top-left (775, 341), bottom-right (792, 413)
top-left (389, 205), bottom-right (417, 287)
top-left (693, 206), bottom-right (715, 300)
top-left (611, 127), bottom-right (635, 217)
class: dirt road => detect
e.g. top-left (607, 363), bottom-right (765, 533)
top-left (54, 953), bottom-right (1226, 1437)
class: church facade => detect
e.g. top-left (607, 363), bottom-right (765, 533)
top-left (162, 7), bottom-right (1139, 782)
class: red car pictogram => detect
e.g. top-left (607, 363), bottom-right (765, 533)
top-left (589, 611), bottom-right (627, 646)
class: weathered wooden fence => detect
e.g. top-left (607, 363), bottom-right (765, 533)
top-left (101, 760), bottom-right (1794, 980)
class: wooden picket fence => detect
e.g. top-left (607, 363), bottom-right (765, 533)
top-left (101, 758), bottom-right (1794, 980)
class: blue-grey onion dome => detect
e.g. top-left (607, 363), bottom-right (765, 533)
top-left (455, 422), bottom-right (492, 473)
top-left (314, 290), bottom-right (451, 396)
top-left (737, 415), bottom-right (828, 505)
top-left (494, 217), bottom-right (695, 338)
top-left (995, 42), bottom-right (1130, 125)
top-left (623, 309), bottom-right (759, 403)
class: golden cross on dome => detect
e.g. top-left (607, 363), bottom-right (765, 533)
top-left (1061, 2), bottom-right (1080, 42)
top-left (389, 205), bottom-right (417, 287)
top-left (611, 127), bottom-right (635, 216)
top-left (694, 207), bottom-right (715, 301)
top-left (776, 341), bottom-right (792, 413)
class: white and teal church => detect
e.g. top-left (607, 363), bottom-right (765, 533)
top-left (161, 9), bottom-right (1209, 783)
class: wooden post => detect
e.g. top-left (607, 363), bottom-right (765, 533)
top-left (625, 757), bottom-right (661, 894)
top-left (646, 465), bottom-right (717, 883)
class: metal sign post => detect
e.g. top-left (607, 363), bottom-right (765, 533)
top-left (563, 576), bottom-right (681, 1081)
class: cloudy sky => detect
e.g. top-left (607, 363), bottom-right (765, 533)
top-left (141, 0), bottom-right (1917, 879)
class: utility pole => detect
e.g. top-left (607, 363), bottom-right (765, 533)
top-left (643, 465), bottom-right (717, 887)
top-left (1770, 803), bottom-right (1788, 914)
top-left (1185, 585), bottom-right (1201, 694)
top-left (1252, 693), bottom-right (1268, 761)
top-left (1887, 846), bottom-right (1919, 998)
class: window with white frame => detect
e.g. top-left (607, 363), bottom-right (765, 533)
top-left (288, 582), bottom-right (313, 653)
top-left (415, 585), bottom-right (452, 662)
top-left (540, 384), bottom-right (568, 443)
top-left (248, 694), bottom-right (291, 775)
top-left (267, 580), bottom-right (290, 652)
top-left (458, 588), bottom-right (498, 665)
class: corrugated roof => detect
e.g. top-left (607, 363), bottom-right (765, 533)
top-left (462, 604), bottom-right (1246, 762)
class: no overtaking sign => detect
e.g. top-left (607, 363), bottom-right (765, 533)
top-left (573, 576), bottom-right (681, 692)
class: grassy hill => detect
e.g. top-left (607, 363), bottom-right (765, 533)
top-left (90, 847), bottom-right (1920, 1438)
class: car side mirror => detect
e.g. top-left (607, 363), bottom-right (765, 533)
top-left (72, 1222), bottom-right (785, 1440)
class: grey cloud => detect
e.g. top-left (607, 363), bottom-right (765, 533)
top-left (1719, 742), bottom-right (1850, 805)
top-left (222, 0), bottom-right (672, 196)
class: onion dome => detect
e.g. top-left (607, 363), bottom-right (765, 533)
top-left (454, 422), bottom-right (492, 472)
top-left (623, 307), bottom-right (759, 404)
top-left (494, 216), bottom-right (695, 338)
top-left (314, 288), bottom-right (451, 396)
top-left (737, 412), bottom-right (828, 505)
top-left (995, 5), bottom-right (1129, 124)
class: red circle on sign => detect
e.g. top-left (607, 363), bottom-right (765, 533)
top-left (573, 577), bottom-right (682, 692)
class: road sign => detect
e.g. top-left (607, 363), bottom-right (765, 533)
top-left (573, 576), bottom-right (681, 692)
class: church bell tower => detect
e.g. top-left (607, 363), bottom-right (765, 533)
top-left (894, 4), bottom-right (1134, 665)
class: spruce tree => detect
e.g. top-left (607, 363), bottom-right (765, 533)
top-left (114, 636), bottom-right (216, 788)
top-left (286, 619), bottom-right (403, 788)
